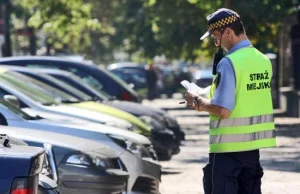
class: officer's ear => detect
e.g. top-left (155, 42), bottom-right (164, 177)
top-left (225, 28), bottom-right (231, 36)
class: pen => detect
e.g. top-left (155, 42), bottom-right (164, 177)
top-left (179, 101), bottom-right (186, 104)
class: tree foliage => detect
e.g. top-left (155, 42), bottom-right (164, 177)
top-left (13, 0), bottom-right (103, 53)
top-left (11, 0), bottom-right (300, 63)
top-left (113, 0), bottom-right (297, 61)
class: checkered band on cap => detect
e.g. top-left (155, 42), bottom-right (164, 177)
top-left (207, 15), bottom-right (238, 31)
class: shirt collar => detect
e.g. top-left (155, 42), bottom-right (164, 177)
top-left (227, 39), bottom-right (252, 55)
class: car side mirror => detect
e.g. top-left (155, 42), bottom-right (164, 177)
top-left (43, 143), bottom-right (58, 184)
top-left (4, 95), bottom-right (21, 108)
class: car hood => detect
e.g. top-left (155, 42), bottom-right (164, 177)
top-left (0, 126), bottom-right (119, 156)
top-left (105, 100), bottom-right (166, 117)
top-left (23, 108), bottom-right (96, 125)
top-left (24, 105), bottom-right (133, 130)
top-left (68, 101), bottom-right (151, 135)
top-left (25, 117), bottom-right (152, 145)
top-left (21, 109), bottom-right (151, 144)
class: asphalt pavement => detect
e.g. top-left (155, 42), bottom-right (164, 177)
top-left (143, 99), bottom-right (300, 194)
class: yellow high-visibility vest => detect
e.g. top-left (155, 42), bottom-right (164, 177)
top-left (209, 47), bottom-right (276, 153)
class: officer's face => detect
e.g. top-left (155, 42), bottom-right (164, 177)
top-left (211, 29), bottom-right (230, 50)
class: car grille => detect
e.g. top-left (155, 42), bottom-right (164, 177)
top-left (132, 177), bottom-right (158, 194)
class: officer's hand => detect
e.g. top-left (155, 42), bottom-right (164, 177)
top-left (195, 105), bottom-right (203, 112)
top-left (184, 90), bottom-right (197, 107)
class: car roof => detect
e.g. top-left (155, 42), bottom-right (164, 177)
top-left (107, 62), bottom-right (139, 70)
top-left (0, 56), bottom-right (95, 67)
top-left (0, 65), bottom-right (76, 77)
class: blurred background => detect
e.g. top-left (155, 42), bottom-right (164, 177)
top-left (0, 0), bottom-right (299, 104)
top-left (0, 1), bottom-right (300, 193)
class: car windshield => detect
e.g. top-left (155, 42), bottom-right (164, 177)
top-left (0, 97), bottom-right (36, 120)
top-left (37, 73), bottom-right (92, 101)
top-left (0, 71), bottom-right (79, 105)
top-left (98, 66), bottom-right (138, 95)
top-left (53, 73), bottom-right (111, 101)
top-left (67, 73), bottom-right (112, 100)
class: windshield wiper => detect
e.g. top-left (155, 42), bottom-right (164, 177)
top-left (27, 115), bottom-right (44, 120)
top-left (42, 102), bottom-right (55, 106)
top-left (60, 99), bottom-right (81, 104)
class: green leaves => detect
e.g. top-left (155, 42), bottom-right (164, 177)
top-left (14, 0), bottom-right (101, 53)
top-left (11, 0), bottom-right (299, 63)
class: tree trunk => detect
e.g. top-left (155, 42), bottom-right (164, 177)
top-left (1, 0), bottom-right (12, 57)
top-left (29, 28), bottom-right (36, 55)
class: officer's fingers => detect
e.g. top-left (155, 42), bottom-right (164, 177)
top-left (195, 106), bottom-right (202, 112)
top-left (189, 104), bottom-right (195, 109)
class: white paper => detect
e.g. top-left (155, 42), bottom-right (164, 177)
top-left (180, 80), bottom-right (211, 97)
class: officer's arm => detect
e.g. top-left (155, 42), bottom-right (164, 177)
top-left (196, 97), bottom-right (231, 119)
top-left (195, 57), bottom-right (235, 119)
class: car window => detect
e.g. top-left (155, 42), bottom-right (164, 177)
top-left (66, 67), bottom-right (104, 92)
top-left (53, 74), bottom-right (110, 100)
top-left (12, 72), bottom-right (79, 103)
top-left (33, 73), bottom-right (92, 101)
top-left (99, 66), bottom-right (138, 94)
top-left (0, 72), bottom-right (57, 105)
top-left (0, 98), bottom-right (33, 120)
top-left (26, 63), bottom-right (59, 69)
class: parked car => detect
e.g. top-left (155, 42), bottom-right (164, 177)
top-left (0, 56), bottom-right (140, 102)
top-left (6, 136), bottom-right (60, 194)
top-left (2, 66), bottom-right (180, 160)
top-left (0, 68), bottom-right (138, 131)
top-left (0, 98), bottom-right (161, 193)
top-left (3, 126), bottom-right (129, 194)
top-left (0, 134), bottom-right (45, 194)
top-left (0, 66), bottom-right (153, 135)
top-left (29, 68), bottom-right (184, 143)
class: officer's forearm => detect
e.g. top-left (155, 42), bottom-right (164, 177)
top-left (196, 97), bottom-right (231, 119)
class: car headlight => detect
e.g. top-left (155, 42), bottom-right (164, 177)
top-left (66, 153), bottom-right (113, 168)
top-left (66, 153), bottom-right (91, 166)
top-left (89, 156), bottom-right (115, 168)
top-left (139, 116), bottom-right (165, 131)
top-left (107, 134), bottom-right (150, 158)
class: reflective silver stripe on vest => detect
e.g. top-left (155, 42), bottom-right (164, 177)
top-left (209, 130), bottom-right (276, 144)
top-left (210, 114), bottom-right (274, 129)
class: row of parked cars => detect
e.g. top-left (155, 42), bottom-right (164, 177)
top-left (0, 56), bottom-right (185, 194)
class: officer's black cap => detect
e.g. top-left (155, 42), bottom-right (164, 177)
top-left (200, 8), bottom-right (241, 40)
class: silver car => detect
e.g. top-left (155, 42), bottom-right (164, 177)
top-left (3, 126), bottom-right (129, 194)
top-left (0, 99), bottom-right (161, 193)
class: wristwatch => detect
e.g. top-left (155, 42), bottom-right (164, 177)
top-left (193, 96), bottom-right (199, 106)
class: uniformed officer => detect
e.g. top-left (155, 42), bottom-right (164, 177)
top-left (185, 8), bottom-right (277, 194)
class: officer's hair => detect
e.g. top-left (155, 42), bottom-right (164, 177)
top-left (228, 21), bottom-right (245, 36)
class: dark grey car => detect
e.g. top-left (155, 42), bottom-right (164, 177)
top-left (1, 126), bottom-right (129, 194)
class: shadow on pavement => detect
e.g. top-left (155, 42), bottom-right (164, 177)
top-left (161, 171), bottom-right (183, 175)
top-left (161, 167), bottom-right (184, 175)
top-left (180, 156), bottom-right (209, 164)
top-left (261, 158), bottom-right (300, 173)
